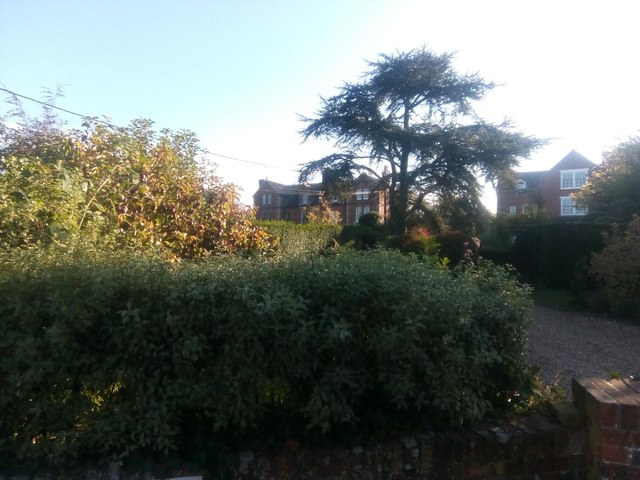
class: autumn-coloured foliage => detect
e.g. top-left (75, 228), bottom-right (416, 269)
top-left (0, 107), bottom-right (273, 258)
top-left (303, 196), bottom-right (342, 224)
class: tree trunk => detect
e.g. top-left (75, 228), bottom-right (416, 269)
top-left (390, 99), bottom-right (412, 237)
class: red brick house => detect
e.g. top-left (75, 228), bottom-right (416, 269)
top-left (253, 173), bottom-right (388, 225)
top-left (497, 150), bottom-right (596, 219)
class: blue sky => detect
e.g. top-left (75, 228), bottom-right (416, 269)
top-left (2, 0), bottom-right (640, 209)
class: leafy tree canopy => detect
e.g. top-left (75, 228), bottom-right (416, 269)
top-left (299, 47), bottom-right (544, 235)
top-left (575, 137), bottom-right (640, 223)
top-left (0, 95), bottom-right (272, 258)
top-left (435, 195), bottom-right (494, 236)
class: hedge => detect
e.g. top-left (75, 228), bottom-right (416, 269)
top-left (257, 221), bottom-right (342, 257)
top-left (0, 248), bottom-right (533, 473)
top-left (508, 223), bottom-right (609, 288)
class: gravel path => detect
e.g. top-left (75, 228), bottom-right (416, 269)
top-left (527, 305), bottom-right (640, 396)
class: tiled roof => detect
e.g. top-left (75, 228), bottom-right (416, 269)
top-left (516, 171), bottom-right (546, 187)
top-left (551, 150), bottom-right (596, 169)
top-left (256, 179), bottom-right (323, 195)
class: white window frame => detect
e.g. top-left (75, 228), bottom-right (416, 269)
top-left (522, 204), bottom-right (529, 214)
top-left (356, 188), bottom-right (369, 200)
top-left (560, 169), bottom-right (588, 190)
top-left (301, 194), bottom-right (309, 205)
top-left (515, 179), bottom-right (527, 190)
top-left (560, 196), bottom-right (588, 216)
top-left (355, 206), bottom-right (370, 224)
top-left (262, 193), bottom-right (272, 205)
top-left (509, 206), bottom-right (517, 216)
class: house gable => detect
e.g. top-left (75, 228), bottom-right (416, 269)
top-left (538, 150), bottom-right (595, 218)
top-left (497, 150), bottom-right (596, 218)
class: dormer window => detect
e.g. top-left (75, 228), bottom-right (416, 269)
top-left (515, 179), bottom-right (527, 190)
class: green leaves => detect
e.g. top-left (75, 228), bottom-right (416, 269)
top-left (0, 248), bottom-right (533, 472)
top-left (574, 136), bottom-right (640, 223)
top-left (590, 217), bottom-right (640, 319)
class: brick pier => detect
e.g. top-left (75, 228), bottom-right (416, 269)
top-left (573, 377), bottom-right (640, 479)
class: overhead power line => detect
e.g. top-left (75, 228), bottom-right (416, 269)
top-left (205, 150), bottom-right (285, 169)
top-left (0, 85), bottom-right (292, 170)
top-left (0, 86), bottom-right (119, 129)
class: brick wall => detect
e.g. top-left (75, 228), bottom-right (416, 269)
top-left (228, 414), bottom-right (586, 479)
top-left (573, 377), bottom-right (640, 479)
top-left (497, 189), bottom-right (539, 216)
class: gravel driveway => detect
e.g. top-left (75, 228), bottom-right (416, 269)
top-left (527, 305), bottom-right (640, 396)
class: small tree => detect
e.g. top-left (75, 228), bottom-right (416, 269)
top-left (574, 137), bottom-right (640, 223)
top-left (300, 47), bottom-right (543, 235)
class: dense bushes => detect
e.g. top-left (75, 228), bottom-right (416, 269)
top-left (436, 230), bottom-right (479, 266)
top-left (0, 112), bottom-right (271, 259)
top-left (0, 248), bottom-right (533, 473)
top-left (258, 221), bottom-right (341, 257)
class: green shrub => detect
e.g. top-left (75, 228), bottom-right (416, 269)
top-left (338, 224), bottom-right (387, 250)
top-left (358, 212), bottom-right (380, 228)
top-left (0, 248), bottom-right (533, 473)
top-left (258, 221), bottom-right (341, 257)
top-left (589, 217), bottom-right (640, 320)
top-left (435, 230), bottom-right (478, 266)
